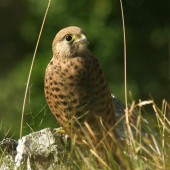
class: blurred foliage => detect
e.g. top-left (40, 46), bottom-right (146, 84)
top-left (0, 0), bottom-right (169, 139)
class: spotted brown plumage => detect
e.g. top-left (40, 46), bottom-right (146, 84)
top-left (44, 26), bottom-right (117, 145)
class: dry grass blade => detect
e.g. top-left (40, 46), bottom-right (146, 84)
top-left (119, 0), bottom-right (127, 108)
top-left (20, 0), bottom-right (52, 139)
top-left (90, 149), bottom-right (113, 170)
top-left (76, 146), bottom-right (96, 170)
top-left (137, 100), bottom-right (154, 107)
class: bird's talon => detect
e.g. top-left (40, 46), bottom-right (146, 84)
top-left (56, 128), bottom-right (66, 134)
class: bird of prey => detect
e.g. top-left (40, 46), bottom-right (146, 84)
top-left (44, 26), bottom-right (117, 146)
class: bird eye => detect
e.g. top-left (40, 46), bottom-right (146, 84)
top-left (65, 35), bottom-right (73, 42)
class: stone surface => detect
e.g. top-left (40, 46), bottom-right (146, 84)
top-left (0, 138), bottom-right (18, 170)
top-left (15, 128), bottom-right (70, 170)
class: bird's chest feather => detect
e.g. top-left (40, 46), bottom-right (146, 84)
top-left (45, 57), bottom-right (97, 112)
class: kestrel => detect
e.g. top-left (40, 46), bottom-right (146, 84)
top-left (44, 26), bottom-right (117, 145)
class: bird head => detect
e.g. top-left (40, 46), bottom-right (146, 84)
top-left (52, 26), bottom-right (89, 59)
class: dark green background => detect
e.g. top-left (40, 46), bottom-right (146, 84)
top-left (0, 0), bottom-right (169, 139)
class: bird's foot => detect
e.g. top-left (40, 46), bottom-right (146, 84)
top-left (56, 127), bottom-right (66, 134)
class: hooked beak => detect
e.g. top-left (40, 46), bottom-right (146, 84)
top-left (75, 34), bottom-right (89, 44)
